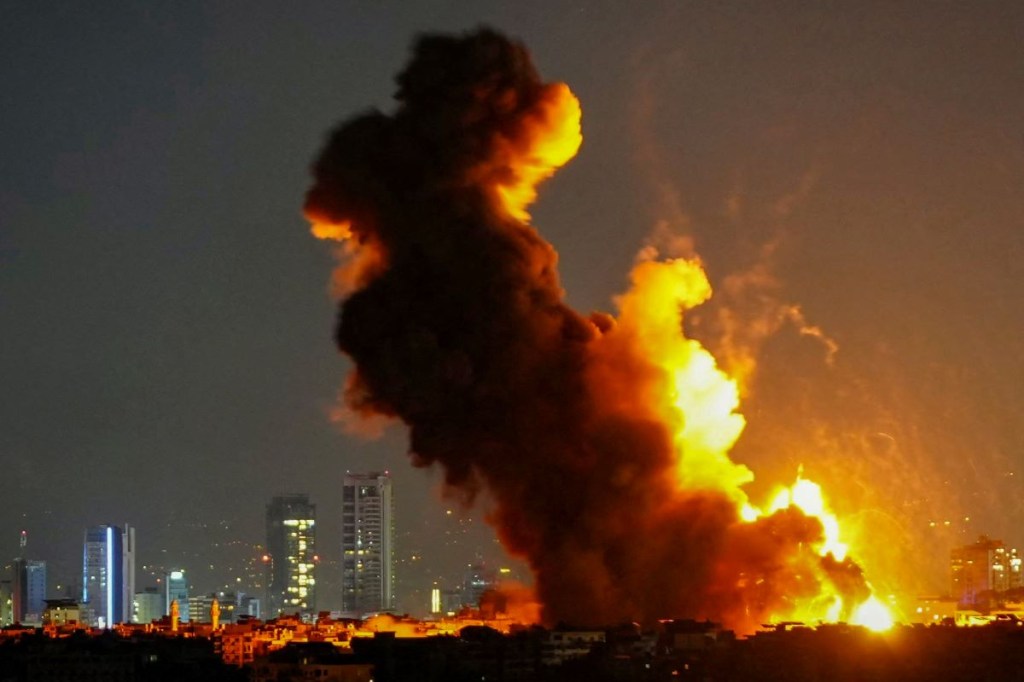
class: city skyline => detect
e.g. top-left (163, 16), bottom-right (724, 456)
top-left (4, 481), bottom-right (516, 618)
top-left (5, 494), bottom-right (1024, 627)
top-left (1, 481), bottom-right (514, 619)
top-left (4, 2), bottom-right (1024, 625)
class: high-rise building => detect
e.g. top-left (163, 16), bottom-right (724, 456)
top-left (951, 535), bottom-right (1022, 607)
top-left (341, 472), bottom-right (394, 616)
top-left (10, 531), bottom-right (46, 626)
top-left (12, 559), bottom-right (46, 624)
top-left (265, 495), bottom-right (317, 618)
top-left (82, 524), bottom-right (135, 627)
top-left (164, 569), bottom-right (190, 622)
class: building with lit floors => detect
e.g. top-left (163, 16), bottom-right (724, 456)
top-left (82, 524), bottom-right (136, 627)
top-left (341, 472), bottom-right (395, 616)
top-left (133, 587), bottom-right (164, 624)
top-left (951, 535), bottom-right (1022, 608)
top-left (265, 495), bottom-right (317, 618)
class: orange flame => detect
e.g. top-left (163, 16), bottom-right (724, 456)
top-left (494, 83), bottom-right (582, 222)
top-left (613, 257), bottom-right (751, 497)
top-left (305, 209), bottom-right (384, 298)
top-left (308, 219), bottom-right (352, 242)
top-left (851, 595), bottom-right (894, 631)
top-left (619, 253), bottom-right (892, 630)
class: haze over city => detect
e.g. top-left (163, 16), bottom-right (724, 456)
top-left (3, 1), bottom-right (1024, 621)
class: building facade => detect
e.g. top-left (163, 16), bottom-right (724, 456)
top-left (265, 495), bottom-right (317, 618)
top-left (188, 594), bottom-right (218, 623)
top-left (165, 569), bottom-right (190, 622)
top-left (133, 587), bottom-right (164, 624)
top-left (12, 559), bottom-right (46, 625)
top-left (82, 524), bottom-right (135, 627)
top-left (341, 472), bottom-right (394, 616)
top-left (42, 599), bottom-right (82, 626)
top-left (951, 535), bottom-right (1023, 607)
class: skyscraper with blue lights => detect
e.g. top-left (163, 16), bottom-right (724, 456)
top-left (82, 524), bottom-right (135, 627)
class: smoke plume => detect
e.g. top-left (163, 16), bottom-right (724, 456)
top-left (305, 28), bottom-right (872, 631)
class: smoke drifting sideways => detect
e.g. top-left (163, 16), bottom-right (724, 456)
top-left (305, 28), bottom-right (871, 632)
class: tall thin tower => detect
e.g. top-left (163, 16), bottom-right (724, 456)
top-left (341, 472), bottom-right (394, 616)
top-left (82, 524), bottom-right (134, 627)
top-left (265, 495), bottom-right (317, 618)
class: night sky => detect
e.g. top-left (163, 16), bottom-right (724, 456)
top-left (3, 2), bottom-right (1023, 613)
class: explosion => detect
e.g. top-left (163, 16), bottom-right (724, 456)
top-left (305, 28), bottom-right (891, 633)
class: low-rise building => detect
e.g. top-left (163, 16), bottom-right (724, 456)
top-left (42, 599), bottom-right (83, 627)
top-left (252, 642), bottom-right (372, 682)
top-left (541, 627), bottom-right (605, 665)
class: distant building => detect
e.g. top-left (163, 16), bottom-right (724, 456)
top-left (12, 558), bottom-right (46, 624)
top-left (238, 593), bottom-right (261, 620)
top-left (542, 628), bottom-right (607, 666)
top-left (82, 524), bottom-right (136, 627)
top-left (165, 569), bottom-right (189, 622)
top-left (430, 585), bottom-right (464, 617)
top-left (462, 563), bottom-right (497, 609)
top-left (42, 598), bottom-right (82, 626)
top-left (188, 594), bottom-right (218, 623)
top-left (0, 579), bottom-right (12, 626)
top-left (265, 495), bottom-right (317, 618)
top-left (911, 595), bottom-right (958, 624)
top-left (951, 535), bottom-right (1022, 607)
top-left (341, 472), bottom-right (394, 616)
top-left (134, 587), bottom-right (164, 624)
top-left (441, 588), bottom-right (463, 616)
top-left (252, 642), bottom-right (373, 682)
top-left (215, 591), bottom-right (238, 624)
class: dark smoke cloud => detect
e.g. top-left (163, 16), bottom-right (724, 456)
top-left (305, 28), bottom-right (865, 630)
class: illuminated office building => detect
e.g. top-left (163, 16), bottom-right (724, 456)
top-left (341, 472), bottom-right (394, 615)
top-left (133, 587), bottom-right (164, 624)
top-left (82, 524), bottom-right (135, 627)
top-left (951, 535), bottom-right (1022, 607)
top-left (265, 495), bottom-right (316, 618)
top-left (188, 593), bottom-right (220, 623)
top-left (165, 569), bottom-right (190, 622)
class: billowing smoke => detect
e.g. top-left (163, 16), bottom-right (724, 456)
top-left (305, 28), bottom-right (871, 631)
